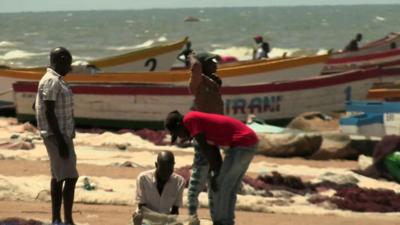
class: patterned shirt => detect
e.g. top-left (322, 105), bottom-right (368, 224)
top-left (136, 170), bottom-right (185, 214)
top-left (35, 68), bottom-right (75, 138)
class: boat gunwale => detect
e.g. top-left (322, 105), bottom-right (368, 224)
top-left (12, 67), bottom-right (400, 95)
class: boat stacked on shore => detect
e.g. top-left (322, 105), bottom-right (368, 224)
top-left (3, 32), bottom-right (400, 129)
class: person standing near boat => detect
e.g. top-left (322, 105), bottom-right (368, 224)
top-left (187, 52), bottom-right (224, 217)
top-left (35, 47), bottom-right (79, 225)
top-left (253, 35), bottom-right (270, 59)
top-left (177, 41), bottom-right (193, 68)
top-left (344, 33), bottom-right (363, 51)
top-left (189, 52), bottom-right (223, 114)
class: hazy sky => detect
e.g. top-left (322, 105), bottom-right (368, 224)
top-left (1, 0), bottom-right (399, 13)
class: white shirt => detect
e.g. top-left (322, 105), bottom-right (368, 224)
top-left (135, 170), bottom-right (185, 214)
top-left (255, 48), bottom-right (267, 59)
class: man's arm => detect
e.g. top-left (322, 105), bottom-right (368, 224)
top-left (135, 175), bottom-right (147, 209)
top-left (138, 203), bottom-right (146, 209)
top-left (177, 51), bottom-right (186, 63)
top-left (188, 58), bottom-right (203, 95)
top-left (170, 206), bottom-right (179, 215)
top-left (171, 176), bottom-right (185, 215)
top-left (44, 100), bottom-right (69, 159)
top-left (194, 133), bottom-right (222, 172)
top-left (194, 133), bottom-right (222, 192)
top-left (206, 74), bottom-right (222, 87)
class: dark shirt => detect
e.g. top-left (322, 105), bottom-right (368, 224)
top-left (261, 42), bottom-right (270, 54)
top-left (344, 39), bottom-right (359, 51)
top-left (178, 49), bottom-right (193, 67)
top-left (254, 42), bottom-right (270, 59)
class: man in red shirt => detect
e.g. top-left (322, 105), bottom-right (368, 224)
top-left (165, 111), bottom-right (259, 225)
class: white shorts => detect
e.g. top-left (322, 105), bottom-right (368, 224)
top-left (43, 135), bottom-right (79, 181)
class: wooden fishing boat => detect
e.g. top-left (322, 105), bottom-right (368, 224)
top-left (340, 100), bottom-right (400, 137)
top-left (367, 82), bottom-right (400, 101)
top-left (330, 32), bottom-right (400, 59)
top-left (356, 32), bottom-right (400, 54)
top-left (322, 33), bottom-right (400, 74)
top-left (0, 54), bottom-right (328, 107)
top-left (218, 56), bottom-right (292, 69)
top-left (7, 37), bottom-right (189, 73)
top-left (12, 67), bottom-right (400, 129)
top-left (323, 48), bottom-right (400, 74)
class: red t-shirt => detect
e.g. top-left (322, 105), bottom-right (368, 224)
top-left (183, 111), bottom-right (259, 148)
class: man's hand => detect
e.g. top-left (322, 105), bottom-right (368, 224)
top-left (209, 170), bottom-right (219, 192)
top-left (192, 216), bottom-right (200, 225)
top-left (170, 205), bottom-right (179, 215)
top-left (57, 136), bottom-right (69, 159)
top-left (132, 211), bottom-right (143, 225)
top-left (44, 100), bottom-right (70, 159)
top-left (190, 57), bottom-right (202, 75)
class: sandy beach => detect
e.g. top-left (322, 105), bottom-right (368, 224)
top-left (1, 200), bottom-right (399, 225)
top-left (1, 117), bottom-right (400, 225)
top-left (2, 1), bottom-right (400, 224)
top-left (0, 160), bottom-right (398, 225)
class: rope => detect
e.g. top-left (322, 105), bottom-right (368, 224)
top-left (0, 89), bottom-right (12, 96)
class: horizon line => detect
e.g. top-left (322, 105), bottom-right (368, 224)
top-left (1, 3), bottom-right (399, 14)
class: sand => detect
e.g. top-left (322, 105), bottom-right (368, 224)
top-left (1, 117), bottom-right (400, 224)
top-left (0, 201), bottom-right (398, 225)
top-left (1, 200), bottom-right (399, 225)
top-left (0, 173), bottom-right (359, 213)
top-left (1, 142), bottom-right (398, 192)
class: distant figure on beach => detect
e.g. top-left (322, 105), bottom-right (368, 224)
top-left (187, 52), bottom-right (224, 217)
top-left (35, 47), bottom-right (79, 225)
top-left (165, 111), bottom-right (259, 225)
top-left (133, 151), bottom-right (185, 224)
top-left (390, 42), bottom-right (397, 49)
top-left (177, 41), bottom-right (193, 67)
top-left (253, 35), bottom-right (270, 59)
top-left (344, 33), bottom-right (363, 51)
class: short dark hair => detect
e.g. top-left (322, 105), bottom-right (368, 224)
top-left (194, 52), bottom-right (218, 66)
top-left (157, 151), bottom-right (175, 164)
top-left (50, 47), bottom-right (72, 65)
top-left (164, 111), bottom-right (184, 144)
top-left (356, 33), bottom-right (362, 40)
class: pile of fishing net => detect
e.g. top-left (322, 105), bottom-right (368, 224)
top-left (129, 129), bottom-right (168, 146)
top-left (310, 187), bottom-right (400, 212)
top-left (0, 218), bottom-right (45, 225)
top-left (244, 171), bottom-right (400, 212)
top-left (75, 128), bottom-right (168, 146)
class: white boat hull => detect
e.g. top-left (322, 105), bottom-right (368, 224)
top-left (12, 68), bottom-right (400, 129)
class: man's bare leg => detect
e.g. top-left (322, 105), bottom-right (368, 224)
top-left (63, 178), bottom-right (78, 225)
top-left (51, 178), bottom-right (63, 223)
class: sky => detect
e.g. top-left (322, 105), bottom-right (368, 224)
top-left (1, 0), bottom-right (399, 13)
